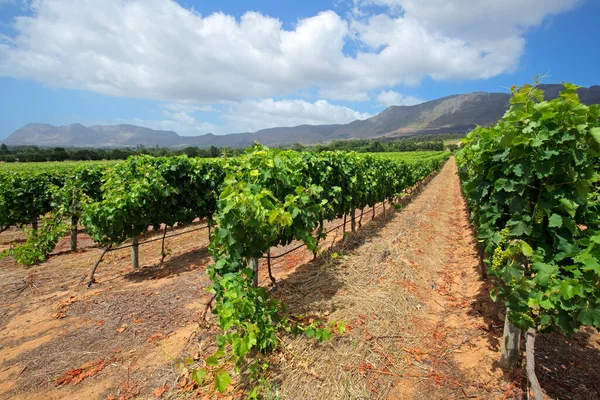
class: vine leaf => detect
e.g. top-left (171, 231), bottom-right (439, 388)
top-left (589, 127), bottom-right (600, 144)
top-left (578, 305), bottom-right (600, 326)
top-left (548, 214), bottom-right (563, 228)
top-left (214, 370), bottom-right (231, 393)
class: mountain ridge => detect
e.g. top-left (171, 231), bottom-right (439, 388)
top-left (5, 84), bottom-right (600, 148)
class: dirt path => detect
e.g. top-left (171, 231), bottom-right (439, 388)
top-left (269, 157), bottom-right (599, 400)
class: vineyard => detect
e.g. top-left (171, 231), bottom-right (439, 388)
top-left (0, 89), bottom-right (599, 400)
top-left (0, 149), bottom-right (452, 396)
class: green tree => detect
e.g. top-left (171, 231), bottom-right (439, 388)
top-left (291, 143), bottom-right (305, 152)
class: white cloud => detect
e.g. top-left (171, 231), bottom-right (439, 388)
top-left (367, 0), bottom-right (580, 40)
top-left (0, 0), bottom-right (581, 106)
top-left (317, 87), bottom-right (370, 102)
top-left (117, 98), bottom-right (371, 136)
top-left (223, 98), bottom-right (372, 132)
top-left (162, 102), bottom-right (215, 114)
top-left (117, 117), bottom-right (220, 136)
top-left (376, 90), bottom-right (424, 107)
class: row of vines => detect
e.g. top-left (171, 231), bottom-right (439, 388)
top-left (203, 146), bottom-right (449, 392)
top-left (456, 83), bottom-right (600, 398)
top-left (0, 148), bottom-right (449, 394)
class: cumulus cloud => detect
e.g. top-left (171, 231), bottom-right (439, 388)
top-left (118, 116), bottom-right (220, 136)
top-left (376, 90), bottom-right (424, 107)
top-left (223, 98), bottom-right (372, 132)
top-left (0, 0), bottom-right (581, 104)
top-left (117, 98), bottom-right (371, 136)
top-left (365, 0), bottom-right (580, 40)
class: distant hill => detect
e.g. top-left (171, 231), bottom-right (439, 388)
top-left (5, 84), bottom-right (600, 148)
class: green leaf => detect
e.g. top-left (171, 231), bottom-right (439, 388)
top-left (532, 262), bottom-right (557, 286)
top-left (214, 370), bottom-right (231, 393)
top-left (508, 221), bottom-right (531, 236)
top-left (205, 355), bottom-right (219, 367)
top-left (192, 369), bottom-right (207, 384)
top-left (589, 127), bottom-right (600, 144)
top-left (560, 281), bottom-right (577, 300)
top-left (539, 314), bottom-right (551, 326)
top-left (575, 253), bottom-right (600, 273)
top-left (548, 214), bottom-right (563, 228)
top-left (520, 241), bottom-right (534, 257)
top-left (577, 305), bottom-right (600, 327)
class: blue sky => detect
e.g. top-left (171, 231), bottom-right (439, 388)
top-left (0, 0), bottom-right (598, 140)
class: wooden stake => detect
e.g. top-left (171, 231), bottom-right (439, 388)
top-left (159, 225), bottom-right (168, 266)
top-left (267, 251), bottom-right (276, 285)
top-left (131, 235), bottom-right (139, 270)
top-left (249, 257), bottom-right (259, 288)
top-left (525, 328), bottom-right (543, 400)
top-left (87, 245), bottom-right (112, 287)
top-left (314, 220), bottom-right (323, 260)
top-left (499, 311), bottom-right (521, 369)
top-left (350, 209), bottom-right (356, 233)
top-left (70, 216), bottom-right (78, 252)
top-left (330, 228), bottom-right (338, 251)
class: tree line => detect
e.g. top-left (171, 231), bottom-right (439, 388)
top-left (0, 133), bottom-right (462, 162)
top-left (0, 144), bottom-right (244, 162)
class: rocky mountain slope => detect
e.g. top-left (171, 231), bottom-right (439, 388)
top-left (5, 84), bottom-right (599, 148)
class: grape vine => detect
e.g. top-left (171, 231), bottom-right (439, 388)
top-left (457, 82), bottom-right (600, 334)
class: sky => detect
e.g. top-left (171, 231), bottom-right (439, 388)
top-left (0, 0), bottom-right (599, 139)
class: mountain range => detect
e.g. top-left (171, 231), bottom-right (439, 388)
top-left (4, 84), bottom-right (600, 148)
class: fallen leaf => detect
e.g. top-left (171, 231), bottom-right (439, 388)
top-left (116, 326), bottom-right (127, 333)
top-left (146, 333), bottom-right (165, 343)
top-left (96, 320), bottom-right (105, 325)
top-left (55, 359), bottom-right (110, 386)
top-left (153, 385), bottom-right (169, 397)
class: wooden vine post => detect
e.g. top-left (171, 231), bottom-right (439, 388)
top-left (249, 257), bottom-right (259, 288)
top-left (87, 245), bottom-right (112, 287)
top-left (525, 328), bottom-right (543, 399)
top-left (70, 215), bottom-right (79, 251)
top-left (350, 209), bottom-right (356, 232)
top-left (499, 310), bottom-right (521, 369)
top-left (131, 235), bottom-right (139, 270)
top-left (314, 221), bottom-right (323, 260)
top-left (159, 226), bottom-right (168, 265)
top-left (267, 251), bottom-right (276, 285)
